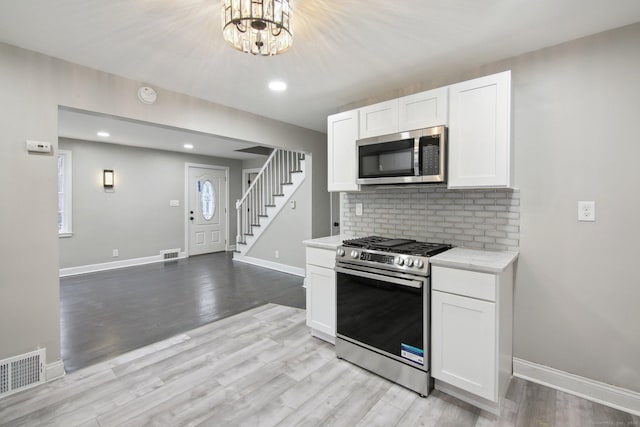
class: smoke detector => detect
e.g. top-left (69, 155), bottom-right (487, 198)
top-left (137, 86), bottom-right (157, 104)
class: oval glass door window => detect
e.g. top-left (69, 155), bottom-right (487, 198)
top-left (201, 180), bottom-right (216, 220)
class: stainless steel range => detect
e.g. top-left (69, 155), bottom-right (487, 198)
top-left (335, 236), bottom-right (452, 396)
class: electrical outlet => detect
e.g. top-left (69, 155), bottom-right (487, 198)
top-left (275, 250), bottom-right (280, 259)
top-left (112, 249), bottom-right (119, 257)
top-left (289, 200), bottom-right (296, 209)
top-left (578, 201), bottom-right (595, 222)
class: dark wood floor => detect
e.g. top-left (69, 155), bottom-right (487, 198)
top-left (3, 304), bottom-right (638, 427)
top-left (60, 252), bottom-right (305, 373)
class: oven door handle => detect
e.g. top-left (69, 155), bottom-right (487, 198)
top-left (335, 266), bottom-right (423, 289)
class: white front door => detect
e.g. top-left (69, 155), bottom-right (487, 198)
top-left (188, 166), bottom-right (227, 256)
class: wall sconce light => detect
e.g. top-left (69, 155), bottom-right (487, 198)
top-left (103, 169), bottom-right (114, 189)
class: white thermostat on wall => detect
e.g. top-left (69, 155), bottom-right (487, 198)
top-left (26, 140), bottom-right (52, 153)
top-left (137, 86), bottom-right (157, 104)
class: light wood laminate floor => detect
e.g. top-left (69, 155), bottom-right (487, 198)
top-left (2, 304), bottom-right (638, 427)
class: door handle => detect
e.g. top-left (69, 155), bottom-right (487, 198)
top-left (334, 266), bottom-right (424, 289)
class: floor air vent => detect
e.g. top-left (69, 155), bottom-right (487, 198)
top-left (0, 349), bottom-right (45, 398)
top-left (160, 249), bottom-right (181, 260)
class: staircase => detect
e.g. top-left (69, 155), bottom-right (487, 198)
top-left (234, 149), bottom-right (306, 256)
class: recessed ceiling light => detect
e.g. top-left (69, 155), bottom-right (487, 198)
top-left (268, 81), bottom-right (287, 92)
top-left (183, 143), bottom-right (194, 149)
top-left (96, 131), bottom-right (110, 138)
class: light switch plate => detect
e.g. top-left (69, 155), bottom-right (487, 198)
top-left (578, 201), bottom-right (595, 222)
top-left (356, 203), bottom-right (363, 216)
top-left (170, 200), bottom-right (180, 207)
top-left (289, 200), bottom-right (296, 209)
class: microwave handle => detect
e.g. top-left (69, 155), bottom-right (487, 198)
top-left (335, 266), bottom-right (423, 289)
top-left (413, 137), bottom-right (420, 176)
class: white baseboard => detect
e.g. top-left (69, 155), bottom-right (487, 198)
top-left (60, 252), bottom-right (188, 277)
top-left (228, 245), bottom-right (237, 251)
top-left (232, 254), bottom-right (305, 277)
top-left (45, 360), bottom-right (65, 382)
top-left (513, 357), bottom-right (640, 416)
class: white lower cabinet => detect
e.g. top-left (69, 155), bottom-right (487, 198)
top-left (304, 247), bottom-right (336, 343)
top-left (431, 264), bottom-right (513, 414)
top-left (432, 290), bottom-right (496, 401)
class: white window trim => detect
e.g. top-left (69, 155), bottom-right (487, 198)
top-left (58, 149), bottom-right (73, 237)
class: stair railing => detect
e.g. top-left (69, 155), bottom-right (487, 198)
top-left (236, 149), bottom-right (304, 246)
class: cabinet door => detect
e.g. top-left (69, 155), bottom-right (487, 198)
top-left (432, 290), bottom-right (497, 401)
top-left (306, 265), bottom-right (336, 337)
top-left (448, 70), bottom-right (511, 188)
top-left (328, 110), bottom-right (360, 192)
top-left (359, 99), bottom-right (399, 138)
top-left (399, 87), bottom-right (448, 131)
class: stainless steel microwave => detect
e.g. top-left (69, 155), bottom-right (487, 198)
top-left (356, 126), bottom-right (447, 185)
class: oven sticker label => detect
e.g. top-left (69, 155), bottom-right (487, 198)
top-left (401, 343), bottom-right (424, 365)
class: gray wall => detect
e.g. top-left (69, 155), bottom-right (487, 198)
top-left (241, 156), bottom-right (268, 170)
top-left (340, 23), bottom-right (640, 392)
top-left (58, 138), bottom-right (243, 268)
top-left (0, 41), bottom-right (327, 365)
top-left (246, 170), bottom-right (312, 269)
top-left (342, 188), bottom-right (519, 252)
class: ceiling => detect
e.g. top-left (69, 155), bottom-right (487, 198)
top-left (2, 1), bottom-right (640, 134)
top-left (58, 108), bottom-right (265, 159)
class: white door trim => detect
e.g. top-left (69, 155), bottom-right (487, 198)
top-left (184, 163), bottom-right (230, 256)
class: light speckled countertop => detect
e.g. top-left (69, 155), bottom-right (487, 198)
top-left (302, 235), bottom-right (350, 250)
top-left (430, 247), bottom-right (519, 273)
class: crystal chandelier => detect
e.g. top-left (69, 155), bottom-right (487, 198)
top-left (222, 0), bottom-right (293, 56)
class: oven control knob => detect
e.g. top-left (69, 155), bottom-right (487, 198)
top-left (415, 259), bottom-right (424, 269)
top-left (406, 258), bottom-right (414, 267)
top-left (395, 257), bottom-right (404, 266)
top-left (350, 250), bottom-right (359, 259)
top-left (336, 248), bottom-right (345, 257)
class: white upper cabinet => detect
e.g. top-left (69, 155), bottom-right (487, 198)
top-left (359, 99), bottom-right (399, 138)
top-left (448, 70), bottom-right (512, 188)
top-left (328, 110), bottom-right (360, 192)
top-left (358, 88), bottom-right (449, 139)
top-left (399, 87), bottom-right (448, 131)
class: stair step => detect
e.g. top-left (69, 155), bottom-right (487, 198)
top-left (290, 170), bottom-right (303, 173)
top-left (265, 204), bottom-right (276, 208)
top-left (281, 182), bottom-right (293, 185)
top-left (233, 250), bottom-right (242, 254)
top-left (237, 242), bottom-right (247, 245)
top-left (258, 215), bottom-right (268, 218)
top-left (273, 194), bottom-right (284, 197)
top-left (244, 233), bottom-right (254, 237)
top-left (250, 224), bottom-right (261, 227)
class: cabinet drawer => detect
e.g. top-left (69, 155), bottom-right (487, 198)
top-left (306, 247), bottom-right (337, 269)
top-left (432, 266), bottom-right (496, 301)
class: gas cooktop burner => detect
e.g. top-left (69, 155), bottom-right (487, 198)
top-left (342, 236), bottom-right (452, 257)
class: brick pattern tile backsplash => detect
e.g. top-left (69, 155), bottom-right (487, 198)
top-left (342, 187), bottom-right (520, 252)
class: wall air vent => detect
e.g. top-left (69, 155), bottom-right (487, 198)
top-left (0, 349), bottom-right (45, 398)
